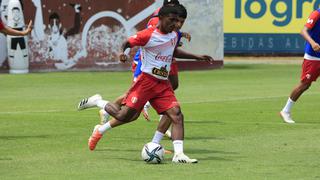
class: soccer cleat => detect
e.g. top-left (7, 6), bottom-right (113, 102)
top-left (279, 111), bottom-right (295, 124)
top-left (88, 127), bottom-right (103, 151)
top-left (172, 153), bottom-right (198, 164)
top-left (78, 94), bottom-right (102, 110)
top-left (92, 124), bottom-right (101, 134)
top-left (99, 109), bottom-right (109, 124)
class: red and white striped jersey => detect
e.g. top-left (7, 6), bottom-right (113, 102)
top-left (128, 27), bottom-right (178, 80)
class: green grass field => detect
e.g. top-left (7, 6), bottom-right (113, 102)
top-left (1, 63), bottom-right (320, 179)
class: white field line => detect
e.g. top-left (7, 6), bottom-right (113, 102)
top-left (0, 92), bottom-right (319, 115)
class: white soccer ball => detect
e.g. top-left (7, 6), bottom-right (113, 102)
top-left (141, 142), bottom-right (164, 164)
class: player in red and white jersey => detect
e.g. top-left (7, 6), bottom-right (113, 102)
top-left (140, 2), bottom-right (191, 122)
top-left (98, 1), bottom-right (191, 123)
top-left (280, 9), bottom-right (320, 123)
top-left (127, 25), bottom-right (178, 80)
top-left (156, 4), bottom-right (188, 139)
top-left (78, 4), bottom-right (213, 163)
top-left (0, 18), bottom-right (32, 36)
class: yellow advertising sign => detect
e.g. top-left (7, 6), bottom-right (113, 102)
top-left (224, 0), bottom-right (320, 33)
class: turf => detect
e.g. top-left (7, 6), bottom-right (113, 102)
top-left (1, 63), bottom-right (320, 179)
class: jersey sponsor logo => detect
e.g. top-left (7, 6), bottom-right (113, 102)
top-left (155, 53), bottom-right (172, 62)
top-left (152, 65), bottom-right (168, 78)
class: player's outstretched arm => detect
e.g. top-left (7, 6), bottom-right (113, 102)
top-left (173, 48), bottom-right (214, 63)
top-left (0, 20), bottom-right (32, 36)
top-left (301, 26), bottom-right (320, 52)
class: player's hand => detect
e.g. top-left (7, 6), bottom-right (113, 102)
top-left (23, 20), bottom-right (33, 35)
top-left (311, 42), bottom-right (320, 52)
top-left (197, 55), bottom-right (214, 64)
top-left (119, 53), bottom-right (128, 63)
top-left (182, 32), bottom-right (191, 42)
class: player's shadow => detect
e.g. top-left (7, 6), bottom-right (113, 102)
top-left (0, 135), bottom-right (50, 140)
top-left (109, 157), bottom-right (170, 164)
top-left (96, 147), bottom-right (241, 162)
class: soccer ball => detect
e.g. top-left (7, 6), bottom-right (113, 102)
top-left (141, 142), bottom-right (164, 164)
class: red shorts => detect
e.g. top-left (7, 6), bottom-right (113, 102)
top-left (170, 59), bottom-right (179, 76)
top-left (122, 73), bottom-right (179, 114)
top-left (301, 59), bottom-right (320, 83)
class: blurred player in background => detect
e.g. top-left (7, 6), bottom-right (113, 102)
top-left (78, 4), bottom-right (213, 163)
top-left (280, 9), bottom-right (320, 124)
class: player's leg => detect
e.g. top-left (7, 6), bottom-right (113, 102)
top-left (82, 94), bottom-right (138, 151)
top-left (86, 74), bottom-right (153, 150)
top-left (157, 62), bottom-right (179, 136)
top-left (88, 105), bottom-right (139, 150)
top-left (158, 114), bottom-right (172, 138)
top-left (151, 114), bottom-right (172, 144)
top-left (280, 59), bottom-right (320, 123)
top-left (280, 82), bottom-right (311, 123)
top-left (150, 84), bottom-right (197, 163)
top-left (92, 109), bottom-right (141, 141)
top-left (99, 93), bottom-right (126, 124)
top-left (164, 106), bottom-right (197, 163)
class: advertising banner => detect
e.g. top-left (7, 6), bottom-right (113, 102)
top-left (224, 0), bottom-right (320, 54)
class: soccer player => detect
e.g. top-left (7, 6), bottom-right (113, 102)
top-left (0, 18), bottom-right (32, 36)
top-left (78, 4), bottom-right (213, 163)
top-left (156, 4), bottom-right (188, 138)
top-left (99, 0), bottom-right (189, 123)
top-left (280, 9), bottom-right (320, 124)
top-left (134, 1), bottom-right (191, 122)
